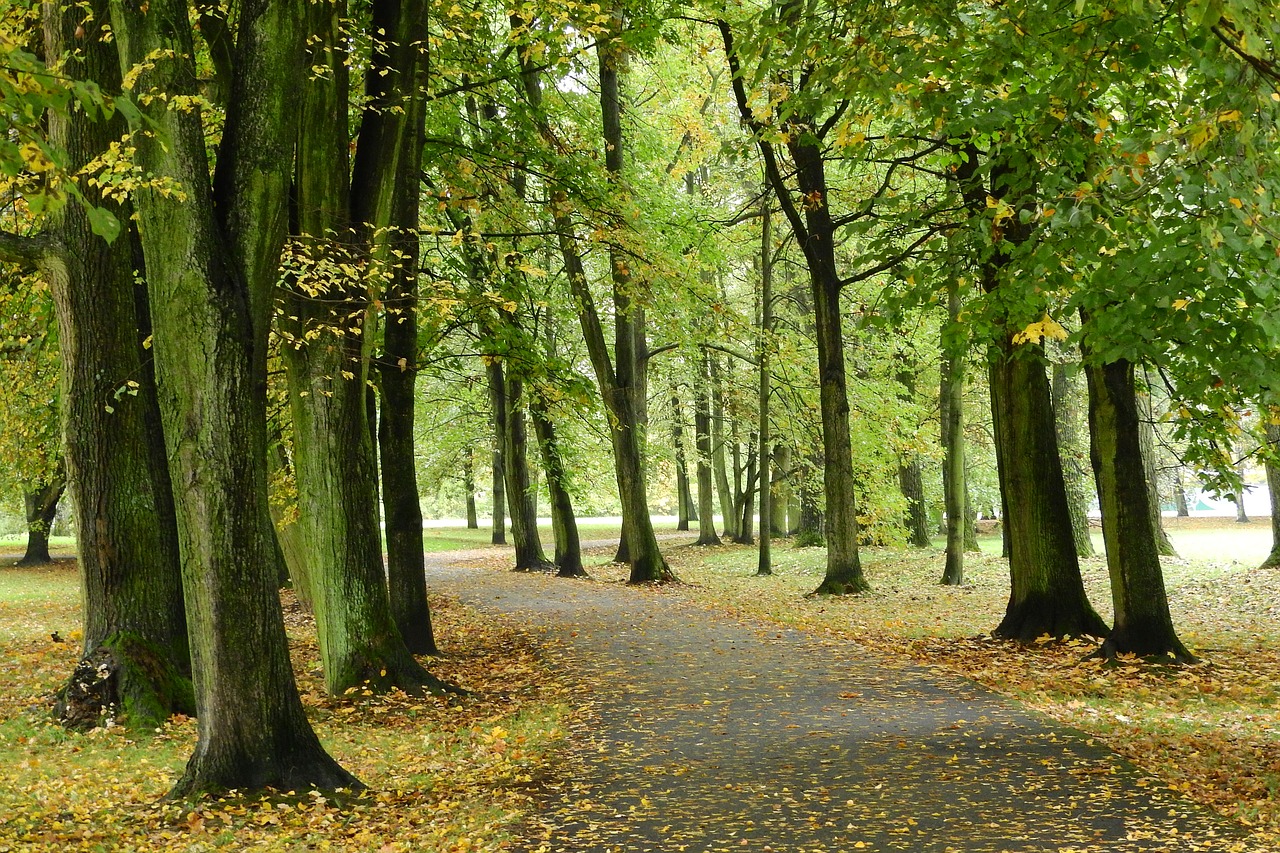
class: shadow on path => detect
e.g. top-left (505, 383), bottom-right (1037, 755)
top-left (425, 550), bottom-right (1246, 853)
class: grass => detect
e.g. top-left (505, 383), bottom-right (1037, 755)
top-left (0, 559), bottom-right (571, 853)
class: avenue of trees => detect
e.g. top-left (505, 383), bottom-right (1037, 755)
top-left (2, 0), bottom-right (1279, 795)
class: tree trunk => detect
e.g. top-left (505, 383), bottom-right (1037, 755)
top-left (530, 395), bottom-right (586, 577)
top-left (990, 346), bottom-right (1107, 640)
top-left (939, 276), bottom-right (966, 585)
top-left (40, 1), bottom-right (192, 733)
top-left (1175, 470), bottom-right (1191, 517)
top-left (771, 445), bottom-right (791, 538)
top-left (693, 351), bottom-right (721, 545)
top-left (1085, 357), bottom-right (1193, 661)
top-left (1138, 391), bottom-right (1178, 555)
top-left (287, 0), bottom-right (448, 697)
top-left (464, 447), bottom-right (479, 529)
top-left (19, 469), bottom-right (64, 567)
top-left (792, 141), bottom-right (867, 595)
top-left (735, 436), bottom-right (758, 546)
top-left (1263, 421), bottom-right (1280, 568)
top-left (673, 393), bottom-right (692, 531)
top-left (757, 200), bottom-right (773, 574)
top-left (489, 393), bottom-right (508, 544)
top-left (1051, 361), bottom-right (1096, 559)
top-left (501, 368), bottom-right (552, 571)
top-left (585, 28), bottom-right (672, 583)
top-left (110, 0), bottom-right (356, 793)
top-left (710, 354), bottom-right (739, 540)
top-left (376, 69), bottom-right (436, 654)
top-left (898, 459), bottom-right (930, 548)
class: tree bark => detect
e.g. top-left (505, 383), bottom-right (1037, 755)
top-left (489, 377), bottom-right (508, 544)
top-left (501, 368), bottom-right (553, 571)
top-left (1051, 360), bottom-right (1096, 558)
top-left (530, 395), bottom-right (586, 577)
top-left (376, 71), bottom-right (436, 654)
top-left (939, 276), bottom-right (966, 585)
top-left (1085, 358), bottom-right (1193, 661)
top-left (464, 447), bottom-right (479, 528)
top-left (109, 0), bottom-right (356, 792)
top-left (1175, 470), bottom-right (1191, 517)
top-left (693, 351), bottom-right (721, 545)
top-left (710, 354), bottom-right (739, 540)
top-left (757, 200), bottom-right (773, 575)
top-left (41, 0), bottom-right (192, 733)
top-left (771, 444), bottom-right (791, 538)
top-left (287, 0), bottom-right (448, 697)
top-left (989, 347), bottom-right (1108, 640)
top-left (19, 468), bottom-right (64, 567)
top-left (673, 393), bottom-right (692, 532)
top-left (1263, 421), bottom-right (1280, 568)
top-left (1138, 391), bottom-right (1178, 555)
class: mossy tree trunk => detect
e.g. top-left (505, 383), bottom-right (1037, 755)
top-left (1051, 360), bottom-right (1096, 559)
top-left (108, 0), bottom-right (356, 793)
top-left (989, 347), bottom-right (1107, 640)
top-left (673, 393), bottom-right (693, 532)
top-left (287, 0), bottom-right (448, 697)
top-left (1085, 357), bottom-right (1193, 661)
top-left (32, 1), bottom-right (192, 732)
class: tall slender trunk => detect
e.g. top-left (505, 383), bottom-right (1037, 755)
top-left (1051, 361), bottom-right (1095, 558)
top-left (940, 275), bottom-right (966, 585)
top-left (530, 396), bottom-right (586, 577)
top-left (710, 354), bottom-right (738, 540)
top-left (673, 393), bottom-right (692, 531)
top-left (489, 377), bottom-right (508, 545)
top-left (377, 69), bottom-right (436, 654)
top-left (719, 18), bottom-right (865, 595)
top-left (694, 351), bottom-right (721, 545)
top-left (1138, 391), bottom-right (1178, 555)
top-left (502, 369), bottom-right (552, 571)
top-left (757, 200), bottom-right (773, 575)
top-left (1085, 357), bottom-right (1192, 661)
top-left (464, 447), bottom-right (479, 529)
top-left (896, 368), bottom-right (930, 548)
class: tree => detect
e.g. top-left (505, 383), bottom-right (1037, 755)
top-left (0, 2), bottom-right (194, 732)
top-left (1051, 360), bottom-right (1096, 559)
top-left (719, 13), bottom-right (870, 595)
top-left (107, 0), bottom-right (358, 792)
top-left (1084, 355), bottom-right (1193, 661)
top-left (284, 0), bottom-right (448, 695)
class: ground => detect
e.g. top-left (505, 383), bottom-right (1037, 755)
top-left (0, 517), bottom-right (1278, 851)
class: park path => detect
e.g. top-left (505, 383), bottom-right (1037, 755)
top-left (425, 547), bottom-right (1245, 853)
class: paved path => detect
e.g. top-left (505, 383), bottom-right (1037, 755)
top-left (426, 551), bottom-right (1245, 853)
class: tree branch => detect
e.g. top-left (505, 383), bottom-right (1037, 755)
top-left (0, 229), bottom-right (54, 271)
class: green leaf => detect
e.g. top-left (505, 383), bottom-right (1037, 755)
top-left (85, 205), bottom-right (122, 244)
